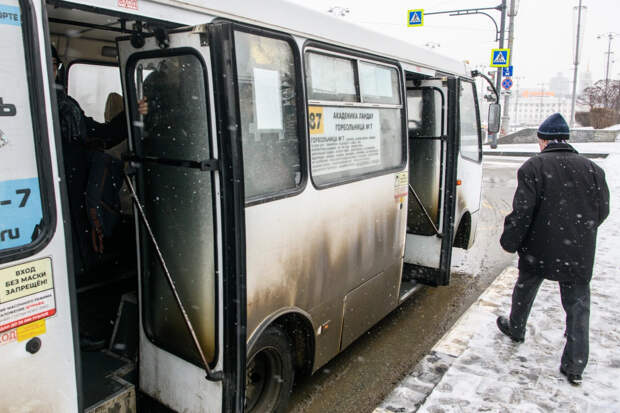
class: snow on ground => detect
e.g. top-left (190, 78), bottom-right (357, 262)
top-left (376, 146), bottom-right (620, 412)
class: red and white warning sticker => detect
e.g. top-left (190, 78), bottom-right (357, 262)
top-left (0, 258), bottom-right (56, 333)
top-left (394, 171), bottom-right (408, 201)
top-left (118, 0), bottom-right (138, 10)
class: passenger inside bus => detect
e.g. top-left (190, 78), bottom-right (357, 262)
top-left (52, 45), bottom-right (147, 277)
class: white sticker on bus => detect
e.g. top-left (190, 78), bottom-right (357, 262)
top-left (309, 106), bottom-right (381, 176)
top-left (0, 258), bottom-right (56, 333)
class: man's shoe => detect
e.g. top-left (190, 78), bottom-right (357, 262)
top-left (496, 316), bottom-right (524, 343)
top-left (560, 366), bottom-right (583, 385)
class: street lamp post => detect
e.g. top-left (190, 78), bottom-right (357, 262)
top-left (597, 32), bottom-right (619, 108)
top-left (425, 2), bottom-right (507, 148)
top-left (569, 0), bottom-right (585, 129)
top-left (538, 82), bottom-right (546, 123)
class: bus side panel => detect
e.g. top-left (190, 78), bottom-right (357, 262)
top-left (245, 172), bottom-right (407, 371)
top-left (340, 263), bottom-right (401, 350)
top-left (0, 0), bottom-right (79, 410)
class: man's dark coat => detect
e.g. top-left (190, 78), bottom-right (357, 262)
top-left (500, 143), bottom-right (610, 282)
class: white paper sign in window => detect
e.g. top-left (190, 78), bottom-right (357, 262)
top-left (309, 106), bottom-right (381, 176)
top-left (253, 68), bottom-right (283, 130)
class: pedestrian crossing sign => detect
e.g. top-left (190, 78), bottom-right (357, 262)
top-left (407, 9), bottom-right (424, 27)
top-left (490, 49), bottom-right (510, 67)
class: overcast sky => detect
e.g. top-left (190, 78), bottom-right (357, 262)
top-left (286, 0), bottom-right (619, 91)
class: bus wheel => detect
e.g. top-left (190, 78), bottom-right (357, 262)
top-left (245, 325), bottom-right (294, 413)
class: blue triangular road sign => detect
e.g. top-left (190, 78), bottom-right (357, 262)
top-left (493, 52), bottom-right (507, 64)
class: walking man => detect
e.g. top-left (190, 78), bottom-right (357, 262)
top-left (496, 113), bottom-right (609, 385)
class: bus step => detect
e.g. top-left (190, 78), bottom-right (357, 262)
top-left (82, 350), bottom-right (135, 412)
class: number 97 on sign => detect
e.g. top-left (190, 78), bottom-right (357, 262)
top-left (308, 106), bottom-right (324, 135)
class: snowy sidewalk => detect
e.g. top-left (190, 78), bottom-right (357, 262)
top-left (375, 148), bottom-right (620, 412)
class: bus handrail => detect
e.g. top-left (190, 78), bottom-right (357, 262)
top-left (408, 183), bottom-right (441, 237)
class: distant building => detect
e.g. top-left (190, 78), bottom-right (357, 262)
top-left (506, 71), bottom-right (595, 131)
top-left (512, 89), bottom-right (572, 128)
top-left (549, 72), bottom-right (570, 97)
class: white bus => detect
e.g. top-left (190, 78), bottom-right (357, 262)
top-left (0, 0), bottom-right (498, 411)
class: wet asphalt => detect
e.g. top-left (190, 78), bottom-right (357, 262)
top-left (287, 157), bottom-right (521, 413)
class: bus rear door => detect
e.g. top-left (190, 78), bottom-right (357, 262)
top-left (117, 22), bottom-right (246, 412)
top-left (404, 75), bottom-right (459, 286)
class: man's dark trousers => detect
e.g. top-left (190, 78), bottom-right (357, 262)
top-left (508, 271), bottom-right (590, 376)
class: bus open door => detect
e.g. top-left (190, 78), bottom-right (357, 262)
top-left (116, 21), bottom-right (246, 412)
top-left (403, 75), bottom-right (459, 286)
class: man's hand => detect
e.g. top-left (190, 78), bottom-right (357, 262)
top-left (138, 97), bottom-right (148, 115)
top-left (88, 208), bottom-right (104, 254)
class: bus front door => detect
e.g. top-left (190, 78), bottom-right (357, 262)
top-left (117, 23), bottom-right (246, 412)
top-left (404, 76), bottom-right (459, 286)
top-left (0, 0), bottom-right (82, 410)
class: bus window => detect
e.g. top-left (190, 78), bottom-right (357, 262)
top-left (306, 53), bottom-right (357, 102)
top-left (359, 61), bottom-right (400, 105)
top-left (305, 52), bottom-right (404, 187)
top-left (132, 53), bottom-right (217, 365)
top-left (0, 0), bottom-right (47, 256)
top-left (459, 81), bottom-right (482, 162)
top-left (234, 31), bottom-right (303, 202)
top-left (68, 63), bottom-right (122, 123)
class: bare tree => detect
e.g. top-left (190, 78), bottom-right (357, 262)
top-left (576, 80), bottom-right (620, 128)
top-left (577, 79), bottom-right (620, 110)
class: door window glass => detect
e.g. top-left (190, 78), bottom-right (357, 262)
top-left (406, 88), bottom-right (443, 138)
top-left (234, 31), bottom-right (302, 201)
top-left (133, 53), bottom-right (216, 364)
top-left (459, 81), bottom-right (481, 162)
top-left (0, 0), bottom-right (46, 254)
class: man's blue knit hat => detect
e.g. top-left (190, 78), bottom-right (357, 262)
top-left (537, 113), bottom-right (569, 140)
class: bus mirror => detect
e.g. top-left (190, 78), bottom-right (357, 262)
top-left (488, 103), bottom-right (501, 134)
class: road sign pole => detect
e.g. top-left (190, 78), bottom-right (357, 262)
top-left (490, 0), bottom-right (506, 149)
top-left (501, 0), bottom-right (516, 137)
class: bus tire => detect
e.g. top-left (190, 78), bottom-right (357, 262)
top-left (245, 325), bottom-right (294, 413)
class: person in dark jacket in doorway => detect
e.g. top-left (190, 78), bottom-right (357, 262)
top-left (496, 113), bottom-right (609, 385)
top-left (52, 45), bottom-right (147, 274)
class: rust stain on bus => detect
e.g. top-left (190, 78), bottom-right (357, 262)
top-left (245, 176), bottom-right (406, 371)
